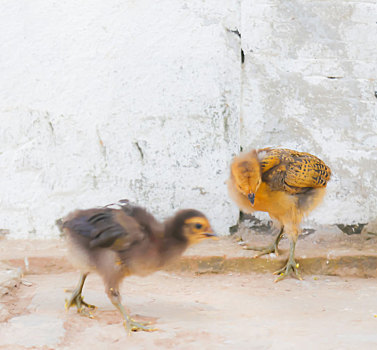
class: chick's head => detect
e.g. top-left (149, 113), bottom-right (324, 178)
top-left (231, 150), bottom-right (262, 205)
top-left (182, 215), bottom-right (217, 245)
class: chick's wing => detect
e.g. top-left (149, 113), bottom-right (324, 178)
top-left (284, 152), bottom-right (331, 189)
top-left (64, 208), bottom-right (146, 251)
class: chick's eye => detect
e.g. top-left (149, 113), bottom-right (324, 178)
top-left (195, 223), bottom-right (203, 229)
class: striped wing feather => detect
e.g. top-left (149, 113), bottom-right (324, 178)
top-left (259, 148), bottom-right (331, 192)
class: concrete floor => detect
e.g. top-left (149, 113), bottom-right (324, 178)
top-left (1, 271), bottom-right (377, 349)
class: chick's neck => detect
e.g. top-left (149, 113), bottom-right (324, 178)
top-left (157, 219), bottom-right (189, 266)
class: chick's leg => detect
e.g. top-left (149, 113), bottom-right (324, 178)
top-left (274, 236), bottom-right (302, 282)
top-left (107, 287), bottom-right (157, 334)
top-left (65, 273), bottom-right (96, 316)
top-left (244, 226), bottom-right (284, 257)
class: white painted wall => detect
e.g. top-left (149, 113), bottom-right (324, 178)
top-left (0, 0), bottom-right (376, 239)
top-left (0, 0), bottom-right (240, 238)
top-left (240, 0), bottom-right (377, 226)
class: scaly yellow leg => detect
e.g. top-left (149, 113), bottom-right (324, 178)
top-left (65, 273), bottom-right (96, 318)
top-left (108, 287), bottom-right (157, 334)
top-left (274, 240), bottom-right (302, 282)
top-left (244, 227), bottom-right (284, 257)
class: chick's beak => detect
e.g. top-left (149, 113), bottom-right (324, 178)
top-left (202, 228), bottom-right (218, 240)
top-left (248, 192), bottom-right (255, 206)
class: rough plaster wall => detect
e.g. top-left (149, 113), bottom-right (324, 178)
top-left (0, 0), bottom-right (241, 238)
top-left (1, 1), bottom-right (376, 239)
top-left (240, 0), bottom-right (377, 226)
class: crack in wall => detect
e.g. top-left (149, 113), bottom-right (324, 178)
top-left (134, 141), bottom-right (144, 161)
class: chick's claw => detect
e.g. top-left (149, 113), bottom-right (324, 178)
top-left (273, 258), bottom-right (302, 282)
top-left (123, 319), bottom-right (158, 334)
top-left (65, 290), bottom-right (97, 318)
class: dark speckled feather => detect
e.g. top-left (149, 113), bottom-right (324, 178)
top-left (258, 148), bottom-right (331, 194)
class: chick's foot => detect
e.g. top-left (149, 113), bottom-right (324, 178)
top-left (273, 257), bottom-right (302, 282)
top-left (124, 318), bottom-right (157, 334)
top-left (65, 288), bottom-right (96, 318)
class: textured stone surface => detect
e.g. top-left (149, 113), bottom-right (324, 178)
top-left (0, 263), bottom-right (22, 297)
top-left (2, 236), bottom-right (377, 278)
top-left (0, 314), bottom-right (65, 348)
top-left (361, 219), bottom-right (377, 236)
top-left (1, 272), bottom-right (377, 349)
top-left (0, 304), bottom-right (8, 323)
